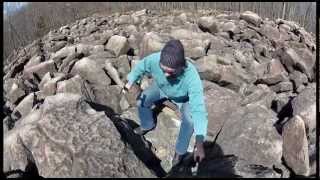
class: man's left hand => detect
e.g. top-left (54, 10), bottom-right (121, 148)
top-left (194, 142), bottom-right (205, 162)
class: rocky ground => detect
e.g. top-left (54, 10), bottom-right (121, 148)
top-left (3, 9), bottom-right (317, 178)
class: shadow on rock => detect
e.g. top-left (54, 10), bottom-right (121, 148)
top-left (4, 160), bottom-right (44, 178)
top-left (165, 141), bottom-right (240, 178)
top-left (86, 101), bottom-right (167, 178)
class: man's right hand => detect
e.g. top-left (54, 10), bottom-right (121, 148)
top-left (124, 81), bottom-right (141, 99)
top-left (124, 82), bottom-right (132, 93)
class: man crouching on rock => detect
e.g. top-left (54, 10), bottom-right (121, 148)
top-left (124, 39), bottom-right (208, 168)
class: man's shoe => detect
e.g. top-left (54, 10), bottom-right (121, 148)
top-left (133, 126), bottom-right (154, 136)
top-left (171, 152), bottom-right (186, 167)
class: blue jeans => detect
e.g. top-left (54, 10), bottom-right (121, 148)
top-left (136, 82), bottom-right (194, 155)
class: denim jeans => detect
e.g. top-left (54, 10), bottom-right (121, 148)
top-left (136, 82), bottom-right (194, 155)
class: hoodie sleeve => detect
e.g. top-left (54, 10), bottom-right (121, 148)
top-left (187, 67), bottom-right (208, 143)
top-left (126, 53), bottom-right (154, 85)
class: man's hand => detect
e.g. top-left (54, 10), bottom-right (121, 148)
top-left (124, 82), bottom-right (132, 91)
top-left (123, 82), bottom-right (141, 106)
top-left (194, 142), bottom-right (205, 163)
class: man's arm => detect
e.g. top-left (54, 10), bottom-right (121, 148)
top-left (126, 53), bottom-right (154, 87)
top-left (188, 71), bottom-right (208, 143)
top-left (187, 70), bottom-right (208, 162)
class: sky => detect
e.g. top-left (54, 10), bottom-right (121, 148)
top-left (3, 2), bottom-right (28, 16)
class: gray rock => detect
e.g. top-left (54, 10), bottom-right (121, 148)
top-left (92, 85), bottom-right (123, 114)
top-left (96, 30), bottom-right (113, 45)
top-left (289, 70), bottom-right (308, 92)
top-left (204, 81), bottom-right (242, 138)
top-left (49, 41), bottom-right (68, 53)
top-left (24, 55), bottom-right (42, 69)
top-left (4, 78), bottom-right (16, 96)
top-left (41, 75), bottom-right (65, 97)
top-left (270, 81), bottom-right (293, 93)
top-left (110, 55), bottom-right (131, 82)
top-left (198, 16), bottom-right (219, 34)
top-left (132, 9), bottom-right (149, 17)
top-left (294, 48), bottom-right (315, 80)
top-left (23, 60), bottom-right (57, 80)
top-left (218, 65), bottom-right (251, 93)
top-left (70, 57), bottom-right (111, 87)
top-left (257, 58), bottom-right (288, 85)
top-left (260, 24), bottom-right (280, 42)
top-left (39, 72), bottom-right (64, 91)
top-left (279, 47), bottom-right (315, 80)
top-left (105, 61), bottom-right (124, 87)
top-left (291, 83), bottom-right (316, 134)
top-left (298, 28), bottom-right (315, 51)
top-left (8, 82), bottom-right (26, 105)
top-left (57, 53), bottom-right (80, 74)
top-left (194, 155), bottom-right (281, 178)
top-left (105, 35), bottom-right (130, 57)
top-left (120, 106), bottom-right (192, 173)
top-left (217, 54), bottom-right (233, 65)
top-left (217, 103), bottom-right (283, 168)
top-left (116, 15), bottom-right (132, 25)
top-left (4, 127), bottom-right (33, 176)
top-left (11, 93), bottom-right (35, 121)
top-left (195, 55), bottom-right (221, 83)
top-left (241, 84), bottom-right (276, 108)
top-left (272, 92), bottom-right (295, 113)
top-left (221, 21), bottom-right (240, 35)
top-left (49, 35), bottom-right (67, 41)
top-left (240, 11), bottom-right (262, 27)
top-left (56, 75), bottom-right (95, 102)
top-left (4, 93), bottom-right (155, 177)
top-left (283, 116), bottom-right (310, 176)
top-left (139, 32), bottom-right (165, 59)
top-left (52, 46), bottom-right (76, 63)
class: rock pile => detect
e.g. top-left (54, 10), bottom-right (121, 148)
top-left (3, 9), bottom-right (316, 178)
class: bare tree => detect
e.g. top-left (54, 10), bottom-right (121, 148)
top-left (3, 2), bottom-right (316, 62)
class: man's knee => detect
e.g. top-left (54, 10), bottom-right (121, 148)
top-left (136, 93), bottom-right (151, 108)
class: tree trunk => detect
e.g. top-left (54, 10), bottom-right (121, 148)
top-left (282, 2), bottom-right (286, 19)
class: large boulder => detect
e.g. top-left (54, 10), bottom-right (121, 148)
top-left (198, 16), bottom-right (219, 34)
top-left (109, 55), bottom-right (131, 82)
top-left (3, 93), bottom-right (155, 177)
top-left (221, 21), bottom-right (240, 35)
top-left (289, 70), bottom-right (308, 92)
top-left (240, 11), bottom-right (262, 27)
top-left (24, 55), bottom-right (42, 69)
top-left (56, 75), bottom-right (95, 102)
top-left (91, 85), bottom-right (123, 114)
top-left (291, 83), bottom-right (316, 135)
top-left (195, 55), bottom-right (221, 82)
top-left (7, 82), bottom-right (26, 105)
top-left (282, 116), bottom-right (310, 176)
top-left (203, 81), bottom-right (242, 138)
top-left (279, 47), bottom-right (315, 80)
top-left (260, 24), bottom-right (280, 42)
top-left (120, 106), bottom-right (192, 173)
top-left (256, 59), bottom-right (288, 85)
top-left (241, 84), bottom-right (276, 108)
top-left (195, 56), bottom-right (253, 93)
top-left (105, 35), bottom-right (130, 57)
top-left (40, 74), bottom-right (66, 98)
top-left (139, 32), bottom-right (165, 59)
top-left (23, 60), bottom-right (57, 81)
top-left (70, 57), bottom-right (111, 87)
top-left (216, 104), bottom-right (283, 168)
top-left (11, 93), bottom-right (35, 120)
top-left (269, 81), bottom-right (293, 93)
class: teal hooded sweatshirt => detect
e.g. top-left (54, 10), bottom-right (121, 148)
top-left (127, 51), bottom-right (208, 142)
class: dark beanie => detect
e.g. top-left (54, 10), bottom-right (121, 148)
top-left (160, 39), bottom-right (186, 69)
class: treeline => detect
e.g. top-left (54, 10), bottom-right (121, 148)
top-left (3, 2), bottom-right (316, 62)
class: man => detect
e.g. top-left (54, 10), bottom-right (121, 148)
top-left (125, 39), bottom-right (208, 167)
